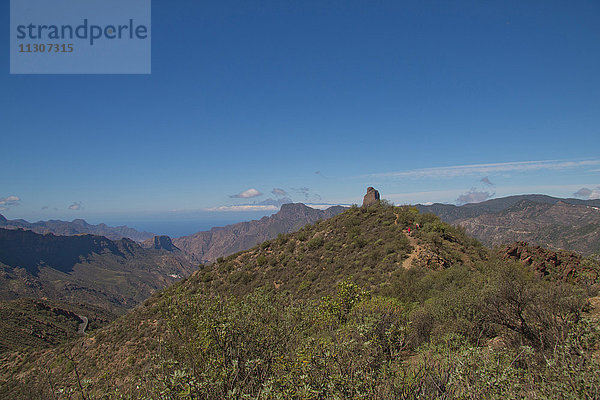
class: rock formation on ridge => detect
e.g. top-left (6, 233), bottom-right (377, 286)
top-left (362, 187), bottom-right (380, 207)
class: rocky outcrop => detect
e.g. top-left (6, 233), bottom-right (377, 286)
top-left (362, 187), bottom-right (380, 207)
top-left (500, 241), bottom-right (597, 284)
top-left (150, 235), bottom-right (178, 251)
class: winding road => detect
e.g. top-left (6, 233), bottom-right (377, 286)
top-left (77, 315), bottom-right (88, 334)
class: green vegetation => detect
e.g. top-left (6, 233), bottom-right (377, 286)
top-left (0, 298), bottom-right (115, 354)
top-left (2, 202), bottom-right (599, 399)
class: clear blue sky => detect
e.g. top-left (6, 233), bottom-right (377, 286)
top-left (1, 1), bottom-right (599, 235)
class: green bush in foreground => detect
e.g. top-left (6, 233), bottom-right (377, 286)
top-left (132, 268), bottom-right (598, 400)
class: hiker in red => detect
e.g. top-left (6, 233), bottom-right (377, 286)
top-left (407, 227), bottom-right (411, 235)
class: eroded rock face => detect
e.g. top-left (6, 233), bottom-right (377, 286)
top-left (500, 241), bottom-right (596, 283)
top-left (152, 235), bottom-right (178, 251)
top-left (362, 187), bottom-right (380, 207)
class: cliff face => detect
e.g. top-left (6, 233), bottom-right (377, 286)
top-left (173, 203), bottom-right (346, 263)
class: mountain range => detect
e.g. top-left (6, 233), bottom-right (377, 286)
top-left (0, 228), bottom-right (195, 314)
top-left (417, 194), bottom-right (600, 256)
top-left (3, 200), bottom-right (597, 399)
top-left (0, 214), bottom-right (155, 242)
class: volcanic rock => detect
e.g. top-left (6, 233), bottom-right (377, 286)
top-left (362, 187), bottom-right (380, 207)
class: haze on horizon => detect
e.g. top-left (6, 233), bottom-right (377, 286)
top-left (2, 1), bottom-right (599, 225)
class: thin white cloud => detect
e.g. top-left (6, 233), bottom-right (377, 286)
top-left (230, 188), bottom-right (263, 199)
top-left (0, 195), bottom-right (21, 207)
top-left (456, 190), bottom-right (494, 205)
top-left (383, 183), bottom-right (600, 206)
top-left (386, 189), bottom-right (467, 205)
top-left (68, 201), bottom-right (84, 211)
top-left (305, 203), bottom-right (351, 210)
top-left (257, 197), bottom-right (293, 207)
top-left (206, 203), bottom-right (349, 212)
top-left (272, 188), bottom-right (288, 197)
top-left (365, 159), bottom-right (600, 179)
top-left (206, 205), bottom-right (279, 212)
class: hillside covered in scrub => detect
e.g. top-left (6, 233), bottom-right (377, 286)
top-left (2, 202), bottom-right (600, 399)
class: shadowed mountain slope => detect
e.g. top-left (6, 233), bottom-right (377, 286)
top-left (0, 228), bottom-right (196, 314)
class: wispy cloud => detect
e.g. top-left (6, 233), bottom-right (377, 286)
top-left (68, 201), bottom-right (84, 211)
top-left (383, 183), bottom-right (600, 206)
top-left (365, 159), bottom-right (600, 179)
top-left (573, 187), bottom-right (600, 200)
top-left (306, 203), bottom-right (351, 210)
top-left (0, 195), bottom-right (21, 208)
top-left (481, 176), bottom-right (494, 186)
top-left (456, 189), bottom-right (494, 205)
top-left (292, 187), bottom-right (322, 202)
top-left (256, 197), bottom-right (293, 207)
top-left (206, 205), bottom-right (279, 212)
top-left (272, 188), bottom-right (288, 197)
top-left (230, 188), bottom-right (263, 199)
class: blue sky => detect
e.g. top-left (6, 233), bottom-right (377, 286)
top-left (1, 1), bottom-right (599, 235)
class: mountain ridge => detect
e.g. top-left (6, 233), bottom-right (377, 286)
top-left (417, 194), bottom-right (600, 255)
top-left (0, 214), bottom-right (155, 242)
top-left (4, 200), bottom-right (597, 399)
top-left (0, 228), bottom-right (196, 313)
top-left (172, 203), bottom-right (347, 263)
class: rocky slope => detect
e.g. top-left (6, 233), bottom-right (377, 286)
top-left (418, 195), bottom-right (600, 256)
top-left (0, 214), bottom-right (155, 242)
top-left (499, 241), bottom-right (598, 284)
top-left (0, 228), bottom-right (196, 314)
top-left (173, 203), bottom-right (346, 263)
top-left (417, 194), bottom-right (600, 223)
top-left (0, 298), bottom-right (115, 354)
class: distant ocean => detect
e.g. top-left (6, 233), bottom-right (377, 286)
top-left (99, 211), bottom-right (276, 238)
top-left (124, 220), bottom-right (235, 238)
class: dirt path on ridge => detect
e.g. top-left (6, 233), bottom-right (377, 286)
top-left (394, 213), bottom-right (424, 269)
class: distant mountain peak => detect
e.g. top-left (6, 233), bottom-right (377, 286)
top-left (278, 203), bottom-right (312, 214)
top-left (151, 235), bottom-right (178, 251)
